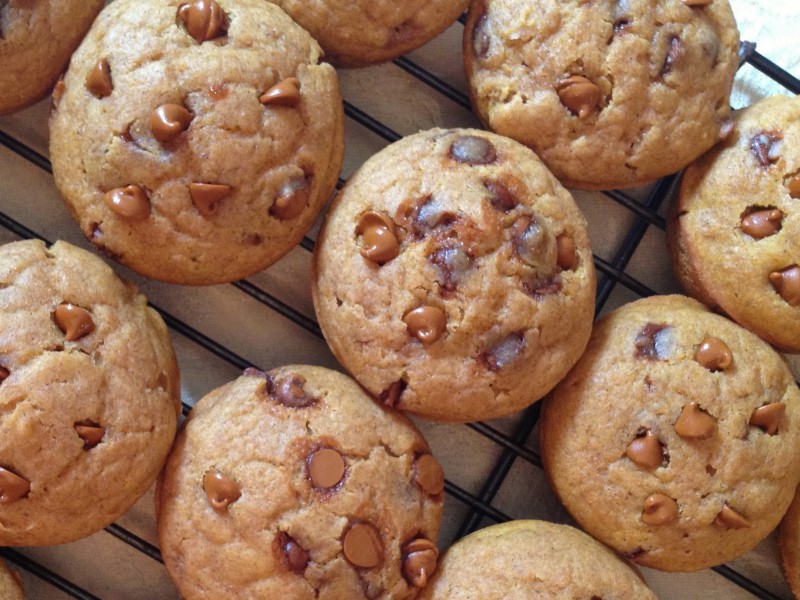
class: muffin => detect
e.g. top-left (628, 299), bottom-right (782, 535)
top-left (463, 0), bottom-right (739, 189)
top-left (670, 94), bottom-right (800, 353)
top-left (266, 0), bottom-right (468, 67)
top-left (157, 365), bottom-right (444, 600)
top-left (541, 294), bottom-right (800, 571)
top-left (49, 0), bottom-right (344, 285)
top-left (0, 0), bottom-right (103, 115)
top-left (418, 520), bottom-right (658, 599)
top-left (312, 128), bottom-right (596, 422)
top-left (0, 239), bottom-right (179, 546)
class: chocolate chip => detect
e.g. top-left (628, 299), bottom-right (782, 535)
top-left (307, 448), bottom-right (346, 489)
top-left (151, 103), bottom-right (193, 143)
top-left (403, 306), bottom-right (447, 344)
top-left (413, 197), bottom-right (457, 234)
top-left (402, 538), bottom-right (439, 588)
top-left (472, 13), bottom-right (490, 58)
top-left (714, 504), bottom-right (750, 529)
top-left (448, 135), bottom-right (497, 166)
top-left (641, 493), bottom-right (678, 526)
top-left (556, 76), bottom-right (601, 118)
top-left (769, 265), bottom-right (800, 306)
top-left (740, 207), bottom-right (783, 239)
top-left (430, 245), bottom-right (471, 293)
top-left (625, 430), bottom-right (664, 470)
top-left (750, 402), bottom-right (785, 435)
top-left (203, 470), bottom-right (241, 511)
top-left (342, 523), bottom-right (383, 568)
top-left (277, 532), bottom-right (309, 573)
top-left (189, 183), bottom-right (232, 217)
top-left (481, 332), bottom-right (525, 372)
top-left (0, 467), bottom-right (30, 504)
top-left (634, 323), bottom-right (670, 360)
top-left (356, 211), bottom-right (399, 264)
top-left (104, 185), bottom-right (151, 221)
top-left (694, 337), bottom-right (733, 372)
top-left (0, 365), bottom-right (9, 383)
top-left (523, 276), bottom-right (562, 299)
top-left (74, 419), bottom-right (105, 450)
top-left (413, 454), bottom-right (445, 496)
top-left (259, 77), bottom-right (301, 107)
top-left (379, 379), bottom-right (406, 408)
top-left (54, 303), bottom-right (95, 341)
top-left (266, 373), bottom-right (315, 408)
top-left (674, 403), bottom-right (716, 439)
top-left (270, 176), bottom-right (309, 220)
top-left (86, 59), bottom-right (112, 98)
top-left (612, 0), bottom-right (632, 33)
top-left (178, 0), bottom-right (227, 43)
top-left (788, 174), bottom-right (800, 199)
top-left (556, 234), bottom-right (577, 270)
top-left (484, 179), bottom-right (518, 211)
top-left (660, 36), bottom-right (683, 77)
top-left (750, 131), bottom-right (783, 166)
top-left (513, 216), bottom-right (549, 266)
top-left (683, 0), bottom-right (712, 5)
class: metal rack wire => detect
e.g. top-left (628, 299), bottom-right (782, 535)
top-left (0, 12), bottom-right (798, 600)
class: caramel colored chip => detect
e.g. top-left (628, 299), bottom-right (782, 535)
top-left (189, 183), bottom-right (232, 217)
top-left (356, 211), bottom-right (399, 264)
top-left (270, 177), bottom-right (309, 220)
top-left (414, 454), bottom-right (445, 495)
top-left (0, 467), bottom-right (30, 504)
top-left (203, 470), bottom-right (241, 511)
top-left (682, 0), bottom-right (712, 6)
top-left (277, 532), bottom-right (309, 573)
top-left (641, 493), bottom-right (678, 526)
top-left (769, 265), bottom-right (800, 306)
top-left (267, 373), bottom-right (315, 408)
top-left (674, 403), bottom-right (716, 439)
top-left (308, 448), bottom-right (346, 489)
top-left (714, 504), bottom-right (751, 529)
top-left (556, 76), bottom-right (601, 118)
top-left (788, 174), bottom-right (800, 199)
top-left (52, 78), bottom-right (66, 109)
top-left (54, 303), bottom-right (95, 341)
top-left (342, 523), bottom-right (383, 568)
top-left (74, 420), bottom-right (105, 450)
top-left (402, 538), bottom-right (439, 588)
top-left (449, 135), bottom-right (497, 165)
top-left (750, 402), bottom-right (786, 435)
top-left (259, 77), bottom-right (301, 107)
top-left (625, 430), bottom-right (664, 470)
top-left (178, 0), bottom-right (227, 43)
top-left (151, 103), bottom-right (193, 143)
top-left (556, 234), bottom-right (577, 270)
top-left (740, 208), bottom-right (782, 239)
top-left (403, 306), bottom-right (447, 344)
top-left (86, 59), bottom-right (112, 98)
top-left (694, 337), bottom-right (733, 372)
top-left (104, 185), bottom-right (151, 221)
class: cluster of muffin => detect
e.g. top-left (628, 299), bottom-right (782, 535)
top-left (1, 0), bottom-right (799, 598)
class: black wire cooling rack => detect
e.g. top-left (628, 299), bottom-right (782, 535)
top-left (1, 9), bottom-right (799, 600)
